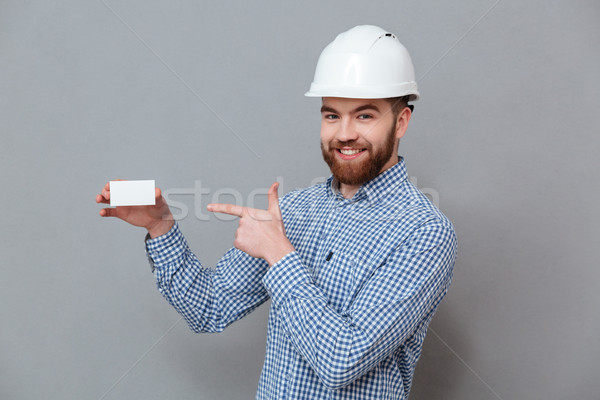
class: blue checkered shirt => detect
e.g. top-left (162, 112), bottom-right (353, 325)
top-left (146, 158), bottom-right (456, 399)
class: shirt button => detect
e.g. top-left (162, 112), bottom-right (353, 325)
top-left (285, 373), bottom-right (291, 381)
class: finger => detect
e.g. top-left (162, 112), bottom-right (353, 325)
top-left (207, 203), bottom-right (246, 218)
top-left (99, 207), bottom-right (118, 217)
top-left (96, 194), bottom-right (110, 204)
top-left (154, 187), bottom-right (164, 205)
top-left (97, 182), bottom-right (111, 203)
top-left (103, 179), bottom-right (116, 192)
top-left (267, 182), bottom-right (281, 216)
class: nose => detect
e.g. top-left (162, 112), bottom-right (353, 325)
top-left (336, 119), bottom-right (359, 143)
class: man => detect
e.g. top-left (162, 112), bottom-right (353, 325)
top-left (96, 25), bottom-right (456, 399)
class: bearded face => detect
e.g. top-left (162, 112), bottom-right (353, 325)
top-left (321, 119), bottom-right (397, 186)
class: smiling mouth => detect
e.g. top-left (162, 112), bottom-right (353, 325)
top-left (338, 148), bottom-right (364, 155)
top-left (336, 148), bottom-right (366, 159)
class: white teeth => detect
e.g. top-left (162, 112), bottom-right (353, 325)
top-left (339, 149), bottom-right (363, 155)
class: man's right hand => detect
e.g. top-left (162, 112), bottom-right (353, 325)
top-left (96, 181), bottom-right (174, 238)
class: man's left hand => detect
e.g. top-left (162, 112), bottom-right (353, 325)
top-left (207, 182), bottom-right (295, 266)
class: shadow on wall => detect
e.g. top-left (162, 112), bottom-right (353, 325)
top-left (410, 305), bottom-right (471, 400)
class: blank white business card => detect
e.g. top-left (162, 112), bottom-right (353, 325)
top-left (109, 180), bottom-right (156, 206)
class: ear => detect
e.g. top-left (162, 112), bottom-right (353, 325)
top-left (395, 106), bottom-right (412, 140)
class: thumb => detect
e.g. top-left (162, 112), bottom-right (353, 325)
top-left (267, 182), bottom-right (281, 216)
top-left (154, 187), bottom-right (165, 206)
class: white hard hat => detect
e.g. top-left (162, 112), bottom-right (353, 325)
top-left (305, 25), bottom-right (420, 101)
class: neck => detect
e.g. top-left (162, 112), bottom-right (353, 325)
top-left (337, 157), bottom-right (399, 199)
top-left (339, 183), bottom-right (360, 199)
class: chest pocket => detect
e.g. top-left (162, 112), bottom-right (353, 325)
top-left (314, 252), bottom-right (357, 313)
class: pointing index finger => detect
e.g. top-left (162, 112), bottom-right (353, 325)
top-left (207, 203), bottom-right (246, 218)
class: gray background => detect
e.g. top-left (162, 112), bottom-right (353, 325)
top-left (1, 1), bottom-right (598, 399)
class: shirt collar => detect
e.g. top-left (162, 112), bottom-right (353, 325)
top-left (326, 156), bottom-right (408, 204)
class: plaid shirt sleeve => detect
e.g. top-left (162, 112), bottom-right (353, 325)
top-left (262, 218), bottom-right (456, 390)
top-left (146, 222), bottom-right (270, 333)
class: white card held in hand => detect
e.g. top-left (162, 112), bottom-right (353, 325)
top-left (109, 180), bottom-right (156, 206)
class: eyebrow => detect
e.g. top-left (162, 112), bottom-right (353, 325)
top-left (320, 105), bottom-right (338, 113)
top-left (320, 103), bottom-right (381, 114)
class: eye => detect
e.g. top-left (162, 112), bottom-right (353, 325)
top-left (357, 114), bottom-right (373, 120)
top-left (323, 114), bottom-right (339, 120)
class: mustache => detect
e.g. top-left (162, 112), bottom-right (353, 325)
top-left (322, 139), bottom-right (371, 149)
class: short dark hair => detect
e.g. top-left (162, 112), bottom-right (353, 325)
top-left (385, 95), bottom-right (413, 118)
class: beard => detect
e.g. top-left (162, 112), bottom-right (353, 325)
top-left (321, 121), bottom-right (397, 186)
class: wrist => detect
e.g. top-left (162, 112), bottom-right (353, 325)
top-left (147, 218), bottom-right (174, 239)
top-left (265, 243), bottom-right (295, 266)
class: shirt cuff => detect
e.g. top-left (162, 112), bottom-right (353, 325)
top-left (145, 221), bottom-right (186, 272)
top-left (262, 251), bottom-right (313, 307)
